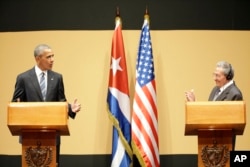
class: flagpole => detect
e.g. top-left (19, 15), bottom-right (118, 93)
top-left (144, 7), bottom-right (150, 26)
top-left (115, 7), bottom-right (122, 28)
top-left (116, 6), bottom-right (120, 17)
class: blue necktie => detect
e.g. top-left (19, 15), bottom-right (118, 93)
top-left (40, 72), bottom-right (46, 101)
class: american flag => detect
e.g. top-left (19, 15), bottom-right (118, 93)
top-left (107, 16), bottom-right (133, 167)
top-left (132, 14), bottom-right (160, 167)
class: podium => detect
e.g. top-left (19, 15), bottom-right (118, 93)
top-left (7, 102), bottom-right (69, 167)
top-left (185, 101), bottom-right (246, 167)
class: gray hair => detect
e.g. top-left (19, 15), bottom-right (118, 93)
top-left (34, 44), bottom-right (51, 57)
top-left (216, 61), bottom-right (234, 79)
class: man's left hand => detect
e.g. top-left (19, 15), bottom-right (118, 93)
top-left (71, 99), bottom-right (81, 113)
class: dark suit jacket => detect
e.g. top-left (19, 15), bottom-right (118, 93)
top-left (12, 67), bottom-right (76, 145)
top-left (12, 67), bottom-right (76, 119)
top-left (208, 82), bottom-right (243, 101)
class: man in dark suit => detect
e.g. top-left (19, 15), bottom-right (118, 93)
top-left (185, 60), bottom-right (243, 151)
top-left (185, 61), bottom-right (243, 101)
top-left (12, 44), bottom-right (81, 166)
top-left (207, 61), bottom-right (242, 101)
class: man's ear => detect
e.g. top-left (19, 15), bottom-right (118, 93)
top-left (35, 55), bottom-right (40, 62)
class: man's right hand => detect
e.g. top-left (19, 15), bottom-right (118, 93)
top-left (185, 89), bottom-right (195, 101)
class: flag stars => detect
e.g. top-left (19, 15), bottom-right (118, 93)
top-left (136, 23), bottom-right (155, 87)
top-left (110, 56), bottom-right (123, 76)
top-left (140, 80), bottom-right (144, 84)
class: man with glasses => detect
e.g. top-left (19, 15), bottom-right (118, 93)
top-left (185, 60), bottom-right (243, 151)
top-left (185, 61), bottom-right (243, 101)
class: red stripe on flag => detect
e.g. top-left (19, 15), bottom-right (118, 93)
top-left (134, 90), bottom-right (159, 145)
top-left (132, 110), bottom-right (160, 167)
top-left (132, 131), bottom-right (152, 166)
top-left (142, 83), bottom-right (158, 128)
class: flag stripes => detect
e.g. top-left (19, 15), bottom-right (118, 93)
top-left (131, 15), bottom-right (160, 167)
top-left (107, 15), bottom-right (132, 167)
top-left (107, 11), bottom-right (159, 167)
top-left (111, 128), bottom-right (129, 167)
top-left (132, 83), bottom-right (159, 167)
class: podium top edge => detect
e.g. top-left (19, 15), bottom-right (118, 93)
top-left (8, 102), bottom-right (68, 107)
top-left (185, 101), bottom-right (245, 105)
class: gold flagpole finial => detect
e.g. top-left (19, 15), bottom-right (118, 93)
top-left (115, 6), bottom-right (122, 27)
top-left (144, 6), bottom-right (150, 25)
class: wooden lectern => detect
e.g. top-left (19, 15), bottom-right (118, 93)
top-left (185, 101), bottom-right (246, 167)
top-left (7, 102), bottom-right (69, 167)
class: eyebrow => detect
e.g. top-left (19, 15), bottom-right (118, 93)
top-left (46, 54), bottom-right (54, 58)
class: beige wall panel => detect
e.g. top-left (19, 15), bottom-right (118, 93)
top-left (0, 30), bottom-right (249, 155)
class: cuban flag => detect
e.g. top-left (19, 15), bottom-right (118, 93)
top-left (107, 16), bottom-right (132, 167)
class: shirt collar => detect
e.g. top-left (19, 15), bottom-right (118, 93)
top-left (35, 65), bottom-right (47, 76)
top-left (219, 80), bottom-right (234, 92)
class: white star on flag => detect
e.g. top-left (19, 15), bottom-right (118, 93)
top-left (111, 56), bottom-right (123, 76)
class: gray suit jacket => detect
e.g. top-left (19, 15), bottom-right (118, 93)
top-left (208, 82), bottom-right (243, 101)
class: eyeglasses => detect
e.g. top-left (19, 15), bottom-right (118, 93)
top-left (212, 72), bottom-right (225, 79)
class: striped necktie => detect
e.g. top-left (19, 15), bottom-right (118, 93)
top-left (40, 72), bottom-right (46, 101)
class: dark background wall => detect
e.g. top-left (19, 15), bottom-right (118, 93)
top-left (0, 0), bottom-right (250, 31)
top-left (0, 155), bottom-right (198, 167)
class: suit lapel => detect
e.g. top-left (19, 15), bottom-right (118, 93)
top-left (216, 84), bottom-right (233, 101)
top-left (28, 68), bottom-right (43, 100)
top-left (208, 87), bottom-right (218, 101)
top-left (47, 70), bottom-right (54, 100)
